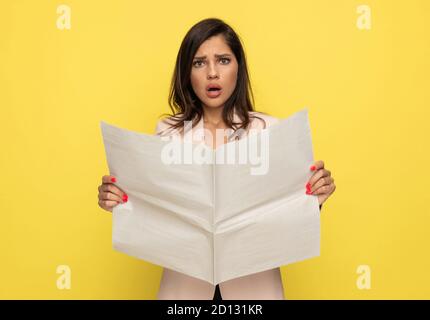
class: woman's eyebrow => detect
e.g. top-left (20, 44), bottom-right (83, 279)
top-left (193, 53), bottom-right (232, 59)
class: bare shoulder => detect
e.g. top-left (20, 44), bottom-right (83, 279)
top-left (249, 111), bottom-right (280, 129)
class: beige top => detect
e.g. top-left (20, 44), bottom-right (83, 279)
top-left (154, 109), bottom-right (285, 300)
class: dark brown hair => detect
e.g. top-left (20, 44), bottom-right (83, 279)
top-left (159, 17), bottom-right (266, 135)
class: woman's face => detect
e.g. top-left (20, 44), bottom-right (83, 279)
top-left (190, 34), bottom-right (238, 111)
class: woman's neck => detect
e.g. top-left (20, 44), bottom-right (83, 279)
top-left (202, 105), bottom-right (224, 127)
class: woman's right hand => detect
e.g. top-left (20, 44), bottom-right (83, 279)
top-left (98, 175), bottom-right (128, 212)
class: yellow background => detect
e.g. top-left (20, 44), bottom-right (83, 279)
top-left (1, 0), bottom-right (429, 299)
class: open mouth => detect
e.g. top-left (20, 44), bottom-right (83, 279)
top-left (206, 84), bottom-right (222, 98)
top-left (206, 87), bottom-right (222, 98)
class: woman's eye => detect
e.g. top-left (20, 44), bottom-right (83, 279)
top-left (193, 60), bottom-right (204, 67)
top-left (192, 58), bottom-right (230, 67)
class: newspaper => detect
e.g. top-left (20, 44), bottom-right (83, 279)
top-left (100, 108), bottom-right (320, 285)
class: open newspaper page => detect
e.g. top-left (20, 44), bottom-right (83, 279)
top-left (100, 108), bottom-right (320, 285)
top-left (100, 122), bottom-right (215, 283)
top-left (214, 109), bottom-right (320, 284)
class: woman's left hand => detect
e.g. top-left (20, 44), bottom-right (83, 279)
top-left (305, 160), bottom-right (336, 206)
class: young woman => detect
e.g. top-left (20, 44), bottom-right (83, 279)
top-left (97, 18), bottom-right (336, 300)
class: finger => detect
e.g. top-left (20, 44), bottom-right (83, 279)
top-left (102, 175), bottom-right (117, 184)
top-left (312, 182), bottom-right (336, 195)
top-left (100, 183), bottom-right (127, 199)
top-left (98, 191), bottom-right (123, 203)
top-left (309, 176), bottom-right (334, 193)
top-left (310, 160), bottom-right (324, 172)
top-left (98, 199), bottom-right (119, 210)
top-left (308, 168), bottom-right (331, 189)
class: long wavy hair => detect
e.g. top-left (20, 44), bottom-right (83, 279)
top-left (159, 17), bottom-right (266, 135)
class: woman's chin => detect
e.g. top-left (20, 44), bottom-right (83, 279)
top-left (201, 100), bottom-right (225, 109)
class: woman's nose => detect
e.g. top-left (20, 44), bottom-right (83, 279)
top-left (207, 62), bottom-right (219, 79)
top-left (208, 73), bottom-right (219, 79)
